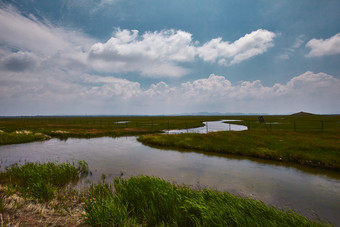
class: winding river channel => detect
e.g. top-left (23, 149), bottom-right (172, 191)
top-left (0, 121), bottom-right (339, 225)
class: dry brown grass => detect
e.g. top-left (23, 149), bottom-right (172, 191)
top-left (0, 185), bottom-right (86, 227)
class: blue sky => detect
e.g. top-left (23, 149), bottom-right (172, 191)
top-left (0, 0), bottom-right (340, 115)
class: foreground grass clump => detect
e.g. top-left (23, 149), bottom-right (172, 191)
top-left (83, 176), bottom-right (328, 226)
top-left (0, 161), bottom-right (88, 202)
top-left (0, 130), bottom-right (50, 145)
top-left (138, 131), bottom-right (340, 171)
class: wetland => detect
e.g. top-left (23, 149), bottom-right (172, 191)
top-left (0, 114), bottom-right (339, 226)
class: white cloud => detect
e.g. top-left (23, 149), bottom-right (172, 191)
top-left (0, 6), bottom-right (94, 75)
top-left (0, 6), bottom-right (276, 79)
top-left (306, 33), bottom-right (340, 57)
top-left (88, 28), bottom-right (196, 77)
top-left (82, 74), bottom-right (141, 99)
top-left (88, 28), bottom-right (276, 77)
top-left (1, 67), bottom-right (339, 115)
top-left (132, 72), bottom-right (339, 114)
top-left (1, 6), bottom-right (338, 115)
top-left (197, 29), bottom-right (276, 65)
top-left (124, 71), bottom-right (339, 114)
top-left (0, 6), bottom-right (93, 55)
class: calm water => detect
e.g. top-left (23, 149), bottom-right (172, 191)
top-left (0, 124), bottom-right (339, 225)
top-left (167, 120), bottom-right (247, 134)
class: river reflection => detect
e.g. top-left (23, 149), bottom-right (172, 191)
top-left (167, 120), bottom-right (247, 134)
top-left (0, 137), bottom-right (339, 225)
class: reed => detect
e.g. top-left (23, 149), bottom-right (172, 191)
top-left (0, 131), bottom-right (49, 145)
top-left (0, 161), bottom-right (89, 202)
top-left (83, 176), bottom-right (330, 226)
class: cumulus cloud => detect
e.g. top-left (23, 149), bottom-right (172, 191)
top-left (126, 72), bottom-right (339, 114)
top-left (144, 71), bottom-right (340, 114)
top-left (0, 6), bottom-right (276, 78)
top-left (82, 75), bottom-right (141, 99)
top-left (88, 28), bottom-right (276, 76)
top-left (197, 29), bottom-right (276, 65)
top-left (88, 28), bottom-right (196, 77)
top-left (306, 33), bottom-right (340, 57)
top-left (1, 67), bottom-right (339, 115)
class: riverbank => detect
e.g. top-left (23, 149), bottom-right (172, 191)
top-left (138, 130), bottom-right (340, 171)
top-left (0, 162), bottom-right (331, 226)
top-left (0, 116), bottom-right (214, 145)
top-left (1, 114), bottom-right (339, 171)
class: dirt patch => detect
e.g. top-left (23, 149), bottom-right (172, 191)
top-left (52, 130), bottom-right (69, 134)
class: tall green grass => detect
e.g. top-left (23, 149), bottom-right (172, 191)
top-left (83, 176), bottom-right (329, 226)
top-left (0, 131), bottom-right (49, 145)
top-left (0, 161), bottom-right (88, 202)
top-left (139, 130), bottom-right (340, 171)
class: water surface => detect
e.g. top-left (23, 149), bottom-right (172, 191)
top-left (0, 136), bottom-right (339, 225)
top-left (167, 120), bottom-right (247, 134)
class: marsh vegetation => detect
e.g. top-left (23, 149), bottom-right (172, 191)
top-left (0, 162), bottom-right (332, 226)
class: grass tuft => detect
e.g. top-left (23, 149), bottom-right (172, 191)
top-left (83, 176), bottom-right (330, 226)
top-left (0, 161), bottom-right (89, 202)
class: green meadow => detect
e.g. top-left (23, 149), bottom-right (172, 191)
top-left (138, 113), bottom-right (340, 171)
top-left (0, 115), bottom-right (214, 144)
top-left (139, 130), bottom-right (340, 171)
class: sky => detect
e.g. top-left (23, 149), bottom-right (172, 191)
top-left (0, 0), bottom-right (340, 115)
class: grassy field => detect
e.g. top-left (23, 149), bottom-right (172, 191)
top-left (136, 113), bottom-right (340, 171)
top-left (0, 116), bottom-right (221, 144)
top-left (139, 130), bottom-right (340, 171)
top-left (0, 162), bottom-right (331, 226)
top-left (0, 113), bottom-right (339, 143)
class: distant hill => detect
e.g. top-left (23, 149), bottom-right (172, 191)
top-left (176, 112), bottom-right (268, 116)
top-left (290, 111), bottom-right (316, 117)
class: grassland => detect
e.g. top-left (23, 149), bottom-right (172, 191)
top-left (0, 116), bottom-right (220, 145)
top-left (137, 113), bottom-right (340, 171)
top-left (139, 130), bottom-right (340, 171)
top-left (1, 113), bottom-right (339, 170)
top-left (0, 162), bottom-right (331, 226)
